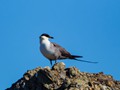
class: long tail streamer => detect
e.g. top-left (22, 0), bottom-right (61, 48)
top-left (74, 59), bottom-right (98, 63)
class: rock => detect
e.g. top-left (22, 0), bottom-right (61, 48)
top-left (6, 62), bottom-right (120, 90)
top-left (52, 62), bottom-right (65, 71)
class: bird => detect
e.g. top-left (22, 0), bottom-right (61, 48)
top-left (39, 33), bottom-right (98, 65)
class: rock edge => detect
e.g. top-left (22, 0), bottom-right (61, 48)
top-left (6, 62), bottom-right (120, 90)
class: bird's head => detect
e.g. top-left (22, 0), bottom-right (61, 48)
top-left (40, 33), bottom-right (54, 40)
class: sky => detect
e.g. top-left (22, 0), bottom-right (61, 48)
top-left (0, 0), bottom-right (120, 89)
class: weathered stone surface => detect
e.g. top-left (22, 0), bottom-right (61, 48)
top-left (6, 62), bottom-right (120, 90)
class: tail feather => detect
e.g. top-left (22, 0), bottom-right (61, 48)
top-left (70, 55), bottom-right (98, 64)
top-left (74, 59), bottom-right (98, 63)
top-left (70, 55), bottom-right (83, 59)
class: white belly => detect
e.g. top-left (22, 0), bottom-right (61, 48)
top-left (40, 44), bottom-right (56, 60)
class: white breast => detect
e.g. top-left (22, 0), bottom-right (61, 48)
top-left (40, 39), bottom-right (56, 60)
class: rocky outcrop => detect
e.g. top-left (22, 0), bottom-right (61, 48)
top-left (6, 62), bottom-right (120, 90)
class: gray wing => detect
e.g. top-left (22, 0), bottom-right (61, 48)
top-left (52, 42), bottom-right (72, 59)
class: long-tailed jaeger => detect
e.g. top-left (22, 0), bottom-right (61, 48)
top-left (39, 33), bottom-right (97, 65)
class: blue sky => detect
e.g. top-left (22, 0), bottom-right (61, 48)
top-left (0, 0), bottom-right (120, 89)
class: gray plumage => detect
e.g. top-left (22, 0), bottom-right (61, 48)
top-left (40, 33), bottom-right (97, 65)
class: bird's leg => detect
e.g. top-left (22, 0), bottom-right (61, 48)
top-left (55, 60), bottom-right (57, 64)
top-left (50, 60), bottom-right (52, 66)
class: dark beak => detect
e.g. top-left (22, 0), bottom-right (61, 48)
top-left (50, 36), bottom-right (54, 39)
